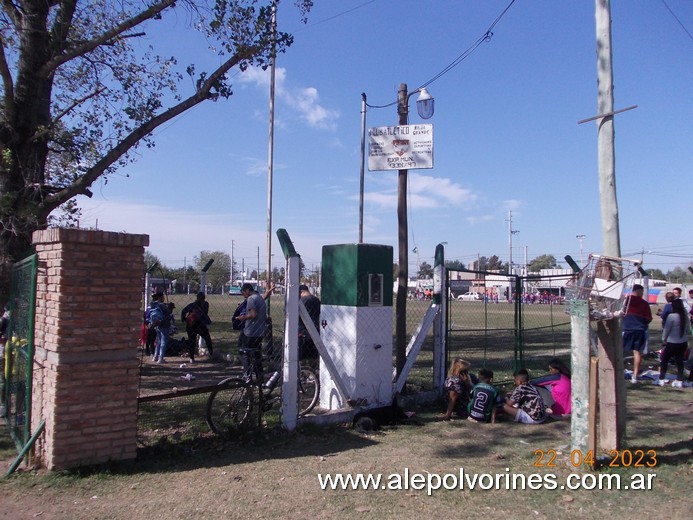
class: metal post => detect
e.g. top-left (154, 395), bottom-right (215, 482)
top-left (266, 3), bottom-right (277, 305)
top-left (395, 83), bottom-right (409, 376)
top-left (359, 93), bottom-right (367, 243)
top-left (433, 244), bottom-right (446, 394)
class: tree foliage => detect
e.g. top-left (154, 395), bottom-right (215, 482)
top-left (417, 261), bottom-right (433, 279)
top-left (193, 249), bottom-right (231, 292)
top-left (528, 254), bottom-right (558, 272)
top-left (0, 0), bottom-right (312, 287)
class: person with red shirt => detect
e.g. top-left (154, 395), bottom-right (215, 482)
top-left (622, 284), bottom-right (652, 383)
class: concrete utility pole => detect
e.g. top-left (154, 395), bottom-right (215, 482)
top-left (595, 0), bottom-right (625, 450)
top-left (506, 210), bottom-right (519, 275)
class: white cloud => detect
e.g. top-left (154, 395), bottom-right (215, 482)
top-left (239, 66), bottom-right (339, 130)
top-left (503, 199), bottom-right (523, 211)
top-left (75, 197), bottom-right (278, 267)
top-left (364, 172), bottom-right (478, 210)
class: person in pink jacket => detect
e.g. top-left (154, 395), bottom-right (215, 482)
top-left (532, 359), bottom-right (572, 417)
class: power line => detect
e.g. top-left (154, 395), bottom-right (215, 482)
top-left (366, 0), bottom-right (518, 110)
top-left (661, 0), bottom-right (693, 41)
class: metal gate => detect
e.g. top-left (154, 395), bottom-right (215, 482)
top-left (2, 253), bottom-right (38, 450)
top-left (446, 268), bottom-right (572, 383)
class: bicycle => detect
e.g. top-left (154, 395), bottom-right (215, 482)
top-left (206, 347), bottom-right (320, 436)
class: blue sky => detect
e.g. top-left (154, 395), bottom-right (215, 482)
top-left (75, 0), bottom-right (692, 276)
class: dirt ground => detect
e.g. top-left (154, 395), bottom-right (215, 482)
top-left (1, 377), bottom-right (691, 520)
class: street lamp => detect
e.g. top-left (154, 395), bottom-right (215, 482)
top-left (394, 83), bottom-right (434, 376)
top-left (576, 234), bottom-right (586, 268)
top-left (415, 88), bottom-right (434, 119)
top-left (359, 87), bottom-right (434, 243)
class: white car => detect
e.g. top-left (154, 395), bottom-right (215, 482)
top-left (457, 292), bottom-right (481, 301)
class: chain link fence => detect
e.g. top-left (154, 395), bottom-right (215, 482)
top-left (447, 269), bottom-right (573, 384)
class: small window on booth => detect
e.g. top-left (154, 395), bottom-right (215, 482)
top-left (369, 274), bottom-right (383, 306)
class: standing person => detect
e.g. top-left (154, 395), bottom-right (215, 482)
top-left (149, 292), bottom-right (172, 364)
top-left (671, 287), bottom-right (691, 312)
top-left (622, 284), bottom-right (652, 384)
top-left (657, 292), bottom-right (676, 325)
top-left (238, 282), bottom-right (267, 382)
top-left (143, 295), bottom-right (157, 356)
top-left (658, 299), bottom-right (690, 388)
top-left (298, 284), bottom-right (321, 365)
top-left (181, 292), bottom-right (213, 363)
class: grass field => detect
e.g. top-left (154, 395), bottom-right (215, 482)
top-left (0, 382), bottom-right (690, 519)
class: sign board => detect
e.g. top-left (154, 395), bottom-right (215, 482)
top-left (368, 124), bottom-right (433, 171)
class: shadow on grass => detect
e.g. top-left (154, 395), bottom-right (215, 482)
top-left (54, 423), bottom-right (379, 479)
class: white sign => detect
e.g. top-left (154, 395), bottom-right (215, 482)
top-left (368, 124), bottom-right (434, 171)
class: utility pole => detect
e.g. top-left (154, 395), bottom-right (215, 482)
top-left (595, 0), bottom-right (624, 450)
top-left (395, 83), bottom-right (409, 377)
top-left (506, 210), bottom-right (519, 275)
top-left (576, 234), bottom-right (586, 268)
top-left (266, 3), bottom-right (277, 304)
top-left (231, 241), bottom-right (235, 284)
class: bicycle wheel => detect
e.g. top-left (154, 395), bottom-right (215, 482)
top-left (206, 377), bottom-right (257, 435)
top-left (297, 366), bottom-right (320, 416)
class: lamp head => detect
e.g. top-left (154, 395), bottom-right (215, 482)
top-left (416, 88), bottom-right (434, 119)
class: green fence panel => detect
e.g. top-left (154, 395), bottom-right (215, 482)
top-left (3, 253), bottom-right (38, 451)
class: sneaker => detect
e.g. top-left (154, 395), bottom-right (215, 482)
top-left (152, 356), bottom-right (158, 362)
top-left (630, 377), bottom-right (638, 384)
top-left (671, 380), bottom-right (683, 388)
top-left (655, 379), bottom-right (666, 387)
top-left (157, 358), bottom-right (164, 364)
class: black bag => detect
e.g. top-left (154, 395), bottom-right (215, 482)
top-left (231, 300), bottom-right (247, 331)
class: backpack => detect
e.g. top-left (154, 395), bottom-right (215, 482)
top-left (186, 306), bottom-right (203, 328)
top-left (231, 300), bottom-right (247, 331)
top-left (149, 305), bottom-right (164, 328)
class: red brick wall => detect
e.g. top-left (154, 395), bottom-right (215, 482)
top-left (31, 228), bottom-right (149, 469)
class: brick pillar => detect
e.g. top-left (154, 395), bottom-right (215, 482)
top-left (31, 229), bottom-right (149, 469)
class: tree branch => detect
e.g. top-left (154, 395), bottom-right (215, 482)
top-left (49, 1), bottom-right (77, 54)
top-left (1, 0), bottom-right (22, 29)
top-left (39, 46), bottom-right (255, 213)
top-left (0, 38), bottom-right (15, 117)
top-left (29, 86), bottom-right (106, 143)
top-left (40, 0), bottom-right (176, 76)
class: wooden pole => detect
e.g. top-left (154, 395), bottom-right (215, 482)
top-left (395, 83), bottom-right (408, 376)
top-left (594, 0), bottom-right (624, 450)
top-left (589, 357), bottom-right (599, 463)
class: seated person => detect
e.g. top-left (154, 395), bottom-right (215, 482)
top-left (532, 358), bottom-right (571, 417)
top-left (439, 358), bottom-right (477, 420)
top-left (503, 369), bottom-right (548, 424)
top-left (467, 368), bottom-right (503, 423)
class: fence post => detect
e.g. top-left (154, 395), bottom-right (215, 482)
top-left (514, 276), bottom-right (523, 370)
top-left (31, 228), bottom-right (148, 469)
top-left (570, 299), bottom-right (591, 453)
top-left (432, 244), bottom-right (446, 394)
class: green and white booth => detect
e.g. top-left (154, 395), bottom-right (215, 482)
top-left (319, 243), bottom-right (394, 411)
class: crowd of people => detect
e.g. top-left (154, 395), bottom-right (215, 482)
top-left (140, 282), bottom-right (322, 377)
top-left (138, 280), bottom-right (691, 408)
top-left (439, 357), bottom-right (572, 424)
